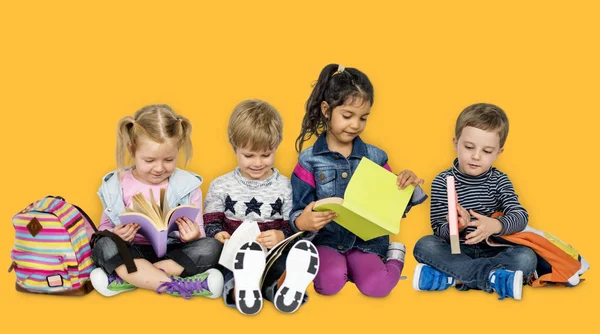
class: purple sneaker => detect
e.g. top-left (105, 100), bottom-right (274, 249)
top-left (156, 268), bottom-right (223, 299)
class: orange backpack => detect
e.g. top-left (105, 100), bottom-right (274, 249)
top-left (489, 213), bottom-right (589, 287)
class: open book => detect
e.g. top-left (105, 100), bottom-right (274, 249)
top-left (119, 189), bottom-right (200, 258)
top-left (218, 221), bottom-right (262, 272)
top-left (261, 231), bottom-right (304, 287)
top-left (218, 221), bottom-right (303, 287)
top-left (313, 157), bottom-right (415, 241)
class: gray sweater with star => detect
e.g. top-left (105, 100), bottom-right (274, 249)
top-left (203, 167), bottom-right (293, 238)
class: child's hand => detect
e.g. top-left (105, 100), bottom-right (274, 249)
top-left (296, 201), bottom-right (337, 231)
top-left (396, 170), bottom-right (424, 190)
top-left (176, 217), bottom-right (201, 242)
top-left (456, 203), bottom-right (470, 231)
top-left (464, 210), bottom-right (503, 245)
top-left (215, 231), bottom-right (231, 243)
top-left (256, 230), bottom-right (285, 249)
top-left (113, 223), bottom-right (140, 243)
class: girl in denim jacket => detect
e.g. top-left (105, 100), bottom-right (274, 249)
top-left (290, 64), bottom-right (428, 297)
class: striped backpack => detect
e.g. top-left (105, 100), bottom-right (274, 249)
top-left (9, 196), bottom-right (98, 295)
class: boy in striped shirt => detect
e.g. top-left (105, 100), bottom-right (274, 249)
top-left (412, 103), bottom-right (537, 300)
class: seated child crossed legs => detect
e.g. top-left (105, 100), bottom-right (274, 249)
top-left (413, 103), bottom-right (537, 300)
top-left (204, 99), bottom-right (319, 315)
top-left (90, 104), bottom-right (224, 299)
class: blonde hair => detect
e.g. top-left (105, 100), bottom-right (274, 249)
top-left (116, 104), bottom-right (193, 170)
top-left (455, 103), bottom-right (509, 148)
top-left (228, 99), bottom-right (283, 151)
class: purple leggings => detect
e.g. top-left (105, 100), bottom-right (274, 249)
top-left (313, 246), bottom-right (404, 297)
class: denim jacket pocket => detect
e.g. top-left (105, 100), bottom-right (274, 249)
top-left (315, 168), bottom-right (336, 199)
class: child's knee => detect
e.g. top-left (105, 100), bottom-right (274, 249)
top-left (314, 265), bottom-right (347, 295)
top-left (91, 237), bottom-right (119, 264)
top-left (413, 235), bottom-right (445, 259)
top-left (197, 236), bottom-right (223, 251)
top-left (184, 237), bottom-right (223, 264)
top-left (355, 276), bottom-right (394, 297)
top-left (512, 247), bottom-right (538, 274)
top-left (315, 278), bottom-right (346, 296)
top-left (202, 237), bottom-right (223, 258)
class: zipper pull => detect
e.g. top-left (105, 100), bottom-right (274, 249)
top-left (8, 261), bottom-right (16, 273)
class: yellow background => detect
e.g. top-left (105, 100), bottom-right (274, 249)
top-left (1, 1), bottom-right (598, 332)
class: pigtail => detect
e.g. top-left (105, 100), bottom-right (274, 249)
top-left (178, 115), bottom-right (193, 165)
top-left (295, 64), bottom-right (374, 153)
top-left (116, 116), bottom-right (136, 171)
top-left (295, 64), bottom-right (340, 153)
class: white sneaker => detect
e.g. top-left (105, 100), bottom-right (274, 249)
top-left (274, 240), bottom-right (319, 314)
top-left (90, 268), bottom-right (136, 297)
top-left (233, 241), bottom-right (266, 315)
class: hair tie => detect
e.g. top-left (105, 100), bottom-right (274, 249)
top-left (332, 64), bottom-right (345, 77)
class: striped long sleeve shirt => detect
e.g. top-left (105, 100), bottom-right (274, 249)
top-left (430, 159), bottom-right (528, 243)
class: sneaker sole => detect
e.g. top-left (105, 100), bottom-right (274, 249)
top-left (513, 270), bottom-right (523, 300)
top-left (412, 263), bottom-right (426, 291)
top-left (90, 268), bottom-right (135, 297)
top-left (233, 241), bottom-right (266, 315)
top-left (274, 240), bottom-right (319, 314)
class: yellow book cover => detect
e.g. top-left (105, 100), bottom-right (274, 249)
top-left (313, 157), bottom-right (414, 241)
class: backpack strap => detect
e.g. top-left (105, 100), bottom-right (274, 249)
top-left (72, 204), bottom-right (98, 233)
top-left (37, 196), bottom-right (97, 233)
top-left (37, 196), bottom-right (136, 274)
top-left (90, 231), bottom-right (138, 274)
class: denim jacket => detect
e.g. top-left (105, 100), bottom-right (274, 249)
top-left (290, 134), bottom-right (428, 257)
top-left (98, 167), bottom-right (203, 226)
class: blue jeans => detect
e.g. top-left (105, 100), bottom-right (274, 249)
top-left (413, 235), bottom-right (537, 292)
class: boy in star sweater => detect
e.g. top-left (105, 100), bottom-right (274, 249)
top-left (204, 99), bottom-right (318, 315)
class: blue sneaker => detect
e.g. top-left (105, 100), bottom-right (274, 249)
top-left (413, 263), bottom-right (455, 291)
top-left (489, 269), bottom-right (523, 300)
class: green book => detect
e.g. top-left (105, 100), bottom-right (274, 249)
top-left (313, 157), bottom-right (415, 241)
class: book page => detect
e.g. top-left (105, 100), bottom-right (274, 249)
top-left (148, 189), bottom-right (164, 227)
top-left (261, 232), bottom-right (303, 287)
top-left (314, 202), bottom-right (389, 240)
top-left (261, 239), bottom-right (292, 287)
top-left (160, 188), bottom-right (169, 222)
top-left (118, 212), bottom-right (170, 257)
top-left (313, 197), bottom-right (344, 207)
top-left (130, 192), bottom-right (164, 230)
top-left (165, 205), bottom-right (200, 234)
top-left (266, 231), bottom-right (304, 258)
top-left (218, 221), bottom-right (262, 271)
